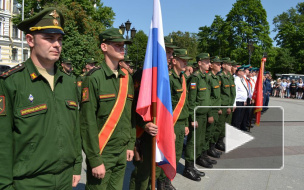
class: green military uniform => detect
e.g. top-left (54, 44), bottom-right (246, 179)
top-left (206, 57), bottom-right (222, 158)
top-left (185, 69), bottom-right (211, 163)
top-left (214, 58), bottom-right (234, 146)
top-left (0, 59), bottom-right (82, 189)
top-left (0, 8), bottom-right (82, 190)
top-left (169, 69), bottom-right (189, 164)
top-left (80, 28), bottom-right (135, 190)
top-left (76, 72), bottom-right (86, 102)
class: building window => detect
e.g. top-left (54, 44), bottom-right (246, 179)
top-left (0, 46), bottom-right (2, 61)
top-left (13, 25), bottom-right (19, 39)
top-left (0, 0), bottom-right (3, 10)
top-left (23, 49), bottom-right (28, 61)
top-left (12, 48), bottom-right (18, 61)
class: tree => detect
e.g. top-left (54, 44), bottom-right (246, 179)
top-left (13, 0), bottom-right (115, 75)
top-left (197, 16), bottom-right (230, 57)
top-left (127, 30), bottom-right (148, 69)
top-left (168, 31), bottom-right (198, 60)
top-left (273, 2), bottom-right (304, 73)
top-left (226, 0), bottom-right (273, 66)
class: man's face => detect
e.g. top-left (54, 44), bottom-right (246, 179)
top-left (231, 66), bottom-right (237, 73)
top-left (27, 33), bottom-right (63, 63)
top-left (199, 59), bottom-right (211, 71)
top-left (222, 63), bottom-right (232, 72)
top-left (186, 66), bottom-right (193, 74)
top-left (210, 62), bottom-right (221, 73)
top-left (245, 69), bottom-right (250, 76)
top-left (61, 63), bottom-right (73, 73)
top-left (238, 70), bottom-right (245, 77)
top-left (102, 42), bottom-right (125, 62)
top-left (85, 63), bottom-right (95, 72)
top-left (166, 47), bottom-right (174, 64)
top-left (173, 57), bottom-right (187, 72)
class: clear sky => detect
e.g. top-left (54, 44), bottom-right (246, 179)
top-left (103, 0), bottom-right (302, 46)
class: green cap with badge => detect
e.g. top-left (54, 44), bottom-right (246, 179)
top-left (86, 58), bottom-right (98, 64)
top-left (124, 55), bottom-right (132, 62)
top-left (210, 56), bottom-right (222, 63)
top-left (173, 49), bottom-right (192, 60)
top-left (196, 53), bottom-right (210, 62)
top-left (61, 58), bottom-right (72, 64)
top-left (231, 60), bottom-right (238, 66)
top-left (242, 64), bottom-right (251, 70)
top-left (222, 57), bottom-right (233, 64)
top-left (17, 7), bottom-right (64, 35)
top-left (164, 36), bottom-right (179, 49)
top-left (99, 28), bottom-right (131, 44)
top-left (237, 66), bottom-right (245, 71)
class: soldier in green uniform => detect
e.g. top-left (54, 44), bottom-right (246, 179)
top-left (206, 56), bottom-right (222, 158)
top-left (130, 38), bottom-right (177, 190)
top-left (61, 58), bottom-right (74, 76)
top-left (80, 28), bottom-right (136, 190)
top-left (0, 8), bottom-right (82, 189)
top-left (183, 53), bottom-right (215, 181)
top-left (214, 58), bottom-right (234, 152)
top-left (157, 49), bottom-right (192, 188)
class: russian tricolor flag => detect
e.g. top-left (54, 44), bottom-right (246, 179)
top-left (136, 0), bottom-right (176, 180)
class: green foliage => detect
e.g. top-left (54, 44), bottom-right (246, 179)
top-left (13, 0), bottom-right (115, 76)
top-left (127, 30), bottom-right (148, 69)
top-left (273, 2), bottom-right (304, 73)
top-left (197, 0), bottom-right (273, 68)
top-left (168, 31), bottom-right (198, 61)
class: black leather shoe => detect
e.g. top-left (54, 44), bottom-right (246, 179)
top-left (215, 143), bottom-right (225, 152)
top-left (201, 151), bottom-right (217, 164)
top-left (207, 148), bottom-right (220, 158)
top-left (183, 167), bottom-right (202, 181)
top-left (196, 157), bottom-right (213, 168)
top-left (193, 167), bottom-right (205, 177)
top-left (164, 178), bottom-right (176, 190)
top-left (157, 179), bottom-right (166, 190)
top-left (205, 156), bottom-right (217, 165)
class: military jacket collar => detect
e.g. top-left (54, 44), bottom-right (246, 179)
top-left (25, 58), bottom-right (63, 82)
top-left (101, 62), bottom-right (126, 77)
top-left (198, 70), bottom-right (206, 78)
top-left (169, 69), bottom-right (181, 79)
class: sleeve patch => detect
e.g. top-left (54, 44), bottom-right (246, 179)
top-left (82, 87), bottom-right (89, 102)
top-left (0, 95), bottom-right (6, 115)
top-left (190, 83), bottom-right (196, 90)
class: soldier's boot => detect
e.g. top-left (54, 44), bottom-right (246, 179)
top-left (183, 161), bottom-right (202, 181)
top-left (157, 179), bottom-right (166, 190)
top-left (164, 178), bottom-right (176, 190)
top-left (215, 137), bottom-right (225, 152)
top-left (196, 155), bottom-right (213, 168)
top-left (207, 143), bottom-right (220, 158)
top-left (202, 151), bottom-right (217, 165)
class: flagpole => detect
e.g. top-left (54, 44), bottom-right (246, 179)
top-left (151, 102), bottom-right (157, 190)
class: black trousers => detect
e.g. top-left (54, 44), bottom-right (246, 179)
top-left (232, 101), bottom-right (245, 129)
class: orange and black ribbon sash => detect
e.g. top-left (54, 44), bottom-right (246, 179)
top-left (173, 75), bottom-right (186, 126)
top-left (98, 68), bottom-right (129, 154)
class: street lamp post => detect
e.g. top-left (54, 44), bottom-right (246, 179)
top-left (248, 40), bottom-right (254, 65)
top-left (119, 20), bottom-right (136, 55)
top-left (16, 0), bottom-right (24, 62)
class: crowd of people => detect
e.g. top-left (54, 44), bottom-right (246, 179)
top-left (269, 77), bottom-right (304, 99)
top-left (0, 8), bottom-right (270, 190)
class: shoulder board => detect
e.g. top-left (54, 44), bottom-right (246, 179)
top-left (218, 72), bottom-right (223, 76)
top-left (86, 67), bottom-right (101, 76)
top-left (193, 71), bottom-right (200, 77)
top-left (0, 63), bottom-right (25, 78)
